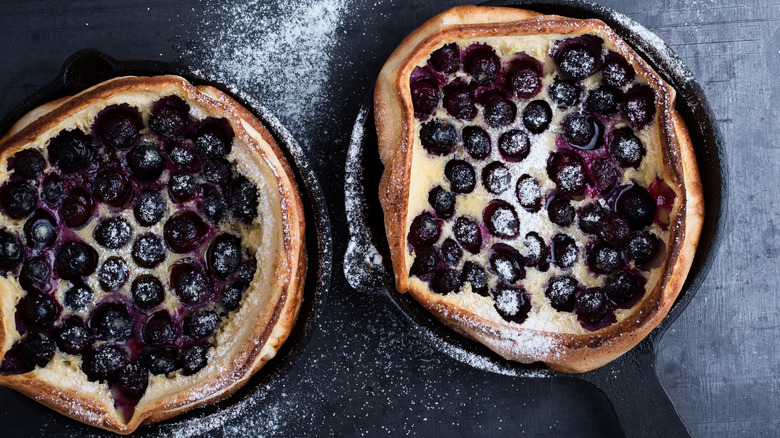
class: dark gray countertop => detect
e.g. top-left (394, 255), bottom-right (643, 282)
top-left (0, 0), bottom-right (776, 436)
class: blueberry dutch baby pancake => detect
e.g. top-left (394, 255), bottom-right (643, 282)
top-left (375, 6), bottom-right (703, 373)
top-left (0, 75), bottom-right (306, 432)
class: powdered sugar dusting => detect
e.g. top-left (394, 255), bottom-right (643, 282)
top-left (183, 0), bottom-right (348, 146)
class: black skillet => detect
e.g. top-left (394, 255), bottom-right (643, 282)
top-left (343, 1), bottom-right (727, 436)
top-left (0, 49), bottom-right (332, 436)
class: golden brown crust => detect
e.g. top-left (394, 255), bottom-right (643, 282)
top-left (375, 6), bottom-right (704, 373)
top-left (0, 76), bottom-right (306, 432)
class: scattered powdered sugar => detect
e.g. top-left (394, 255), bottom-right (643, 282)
top-left (182, 0), bottom-right (349, 146)
top-left (607, 9), bottom-right (696, 83)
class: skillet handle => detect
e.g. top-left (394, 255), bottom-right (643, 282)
top-left (578, 337), bottom-right (691, 438)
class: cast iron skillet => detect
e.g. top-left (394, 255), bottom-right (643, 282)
top-left (343, 1), bottom-right (727, 436)
top-left (0, 50), bottom-right (332, 436)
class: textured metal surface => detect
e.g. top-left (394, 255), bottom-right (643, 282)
top-left (0, 0), bottom-right (775, 436)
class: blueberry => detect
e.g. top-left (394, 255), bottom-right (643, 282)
top-left (202, 158), bottom-right (231, 185)
top-left (94, 217), bottom-right (133, 249)
top-left (430, 268), bottom-right (461, 295)
top-left (168, 141), bottom-right (199, 168)
top-left (440, 238), bottom-right (462, 266)
top-left (92, 169), bottom-right (132, 207)
top-left (461, 126), bottom-right (491, 160)
top-left (127, 142), bottom-right (165, 181)
top-left (522, 100), bottom-right (552, 134)
top-left (131, 275), bottom-right (165, 308)
top-left (483, 200), bottom-right (519, 239)
top-left (545, 276), bottom-right (578, 312)
top-left (548, 78), bottom-right (581, 109)
top-left (586, 86), bottom-right (623, 115)
top-left (489, 243), bottom-right (524, 283)
top-left (55, 317), bottom-right (92, 354)
top-left (149, 96), bottom-right (189, 138)
top-left (429, 43), bottom-right (460, 73)
top-left (21, 332), bottom-right (55, 368)
top-left (142, 348), bottom-right (178, 375)
top-left (589, 158), bottom-right (620, 195)
top-left (83, 344), bottom-right (128, 382)
top-left (521, 232), bottom-right (548, 269)
top-left (444, 159), bottom-right (476, 194)
top-left (453, 216), bottom-right (482, 253)
top-left (463, 45), bottom-right (499, 86)
top-left (408, 212), bottom-right (440, 247)
top-left (547, 150), bottom-right (588, 195)
top-left (577, 202), bottom-right (608, 235)
top-left (63, 283), bottom-right (93, 311)
top-left (598, 213), bottom-right (632, 246)
top-left (41, 173), bottom-right (61, 206)
top-left (221, 282), bottom-right (247, 311)
top-left (552, 35), bottom-right (603, 80)
top-left (420, 119), bottom-right (457, 156)
top-left (609, 128), bottom-right (645, 168)
top-left (171, 263), bottom-right (211, 304)
top-left (0, 181), bottom-right (37, 219)
top-left (144, 311), bottom-right (176, 346)
top-left (601, 51), bottom-right (635, 87)
top-left (183, 308), bottom-right (220, 340)
top-left (561, 113), bottom-right (602, 150)
top-left (515, 175), bottom-right (542, 213)
top-left (461, 262), bottom-right (488, 296)
top-left (164, 211), bottom-right (208, 253)
top-left (119, 364), bottom-right (149, 400)
top-left (481, 162), bottom-right (510, 195)
top-left (207, 234), bottom-right (242, 278)
top-left (575, 287), bottom-right (612, 325)
top-left (615, 184), bottom-right (656, 230)
top-left (179, 344), bottom-right (209, 376)
top-left (200, 186), bottom-right (228, 224)
top-left (411, 78), bottom-right (440, 118)
top-left (132, 234), bottom-right (166, 269)
top-left (497, 129), bottom-right (530, 162)
top-left (21, 291), bottom-right (59, 328)
top-left (95, 104), bottom-right (143, 149)
top-left (47, 129), bottom-right (94, 174)
top-left (481, 91), bottom-right (516, 127)
top-left (19, 256), bottom-right (51, 294)
top-left (24, 210), bottom-right (57, 248)
top-left (91, 303), bottom-right (132, 340)
top-left (507, 57), bottom-right (543, 98)
top-left (97, 257), bottom-right (129, 292)
top-left (235, 258), bottom-right (257, 284)
top-left (168, 172), bottom-right (199, 203)
top-left (11, 149), bottom-right (46, 180)
top-left (627, 231), bottom-right (660, 266)
top-left (229, 176), bottom-right (259, 223)
top-left (0, 230), bottom-right (22, 270)
top-left (586, 241), bottom-right (625, 275)
top-left (195, 118), bottom-right (234, 159)
top-left (546, 193), bottom-right (575, 227)
top-left (60, 188), bottom-right (95, 228)
top-left (492, 284), bottom-right (531, 324)
top-left (428, 186), bottom-right (455, 219)
top-left (621, 85), bottom-right (656, 129)
top-left (442, 83), bottom-right (476, 120)
top-left (605, 271), bottom-right (644, 306)
top-left (551, 234), bottom-right (578, 268)
top-left (134, 189), bottom-right (166, 227)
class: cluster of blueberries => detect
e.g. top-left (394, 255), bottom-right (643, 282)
top-left (0, 95), bottom-right (260, 404)
top-left (407, 35), bottom-right (669, 329)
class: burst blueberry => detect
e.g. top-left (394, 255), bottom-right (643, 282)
top-left (149, 96), bottom-right (189, 139)
top-left (463, 45), bottom-right (500, 86)
top-left (91, 303), bottom-right (132, 340)
top-left (95, 104), bottom-right (142, 149)
top-left (60, 188), bottom-right (95, 228)
top-left (411, 78), bottom-right (440, 118)
top-left (621, 84), bottom-right (656, 129)
top-left (546, 193), bottom-right (575, 227)
top-left (430, 268), bottom-right (462, 295)
top-left (516, 175), bottom-right (542, 212)
top-left (83, 344), bottom-right (129, 382)
top-left (577, 202), bottom-right (608, 235)
top-left (119, 364), bottom-right (149, 400)
top-left (453, 216), bottom-right (482, 253)
top-left (561, 112), bottom-right (602, 150)
top-left (195, 118), bottom-right (234, 159)
top-left (21, 332), bottom-right (55, 368)
top-left (575, 287), bottom-right (612, 325)
top-left (609, 128), bottom-right (645, 168)
top-left (586, 241), bottom-right (625, 275)
top-left (144, 311), bottom-right (176, 346)
top-left (551, 234), bottom-right (578, 268)
top-left (586, 86), bottom-right (623, 115)
top-left (442, 83), bottom-right (476, 120)
top-left (547, 150), bottom-right (588, 195)
top-left (506, 56), bottom-right (543, 98)
top-left (12, 149), bottom-right (46, 180)
top-left (229, 176), bottom-right (259, 223)
top-left (429, 43), bottom-right (460, 73)
top-left (615, 184), bottom-right (656, 230)
top-left (183, 308), bottom-right (220, 340)
top-left (142, 348), bottom-right (178, 375)
top-left (461, 262), bottom-right (488, 296)
top-left (605, 271), bottom-right (644, 306)
top-left (21, 291), bottom-right (59, 327)
top-left (545, 276), bottom-right (578, 312)
top-left (47, 129), bottom-right (94, 173)
top-left (481, 91), bottom-right (516, 127)
top-left (42, 173), bottom-right (61, 206)
top-left (179, 344), bottom-right (209, 376)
